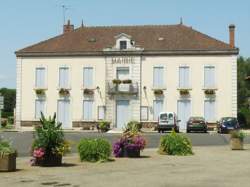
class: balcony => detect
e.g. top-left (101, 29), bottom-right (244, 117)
top-left (108, 82), bottom-right (139, 95)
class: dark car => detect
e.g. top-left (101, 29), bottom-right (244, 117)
top-left (186, 117), bottom-right (207, 133)
top-left (217, 117), bottom-right (240, 133)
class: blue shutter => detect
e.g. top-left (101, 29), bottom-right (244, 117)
top-left (35, 99), bottom-right (45, 119)
top-left (83, 67), bottom-right (93, 88)
top-left (59, 67), bottom-right (69, 88)
top-left (204, 66), bottom-right (215, 88)
top-left (153, 67), bottom-right (164, 88)
top-left (36, 68), bottom-right (45, 88)
top-left (179, 67), bottom-right (189, 88)
top-left (83, 101), bottom-right (93, 120)
top-left (153, 100), bottom-right (163, 120)
top-left (204, 100), bottom-right (215, 121)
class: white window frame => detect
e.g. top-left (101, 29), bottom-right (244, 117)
top-left (58, 66), bottom-right (70, 89)
top-left (35, 67), bottom-right (46, 88)
top-left (140, 106), bottom-right (149, 121)
top-left (98, 106), bottom-right (106, 120)
top-left (153, 66), bottom-right (164, 88)
top-left (35, 98), bottom-right (46, 119)
top-left (83, 100), bottom-right (94, 121)
top-left (179, 66), bottom-right (190, 88)
top-left (83, 67), bottom-right (94, 88)
top-left (204, 65), bottom-right (216, 88)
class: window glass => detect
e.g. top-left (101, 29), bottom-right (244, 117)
top-left (153, 67), bottom-right (164, 88)
top-left (35, 99), bottom-right (45, 119)
top-left (83, 67), bottom-right (93, 88)
top-left (204, 100), bottom-right (215, 121)
top-left (59, 67), bottom-right (69, 88)
top-left (83, 100), bottom-right (93, 120)
top-left (120, 41), bottom-right (127, 50)
top-left (35, 68), bottom-right (45, 88)
top-left (98, 106), bottom-right (105, 120)
top-left (153, 100), bottom-right (163, 120)
top-left (179, 67), bottom-right (189, 88)
top-left (140, 106), bottom-right (148, 121)
top-left (204, 66), bottom-right (215, 88)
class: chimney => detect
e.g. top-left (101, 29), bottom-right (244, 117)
top-left (229, 24), bottom-right (235, 48)
top-left (63, 20), bottom-right (74, 34)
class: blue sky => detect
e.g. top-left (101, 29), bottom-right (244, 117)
top-left (0, 0), bottom-right (249, 88)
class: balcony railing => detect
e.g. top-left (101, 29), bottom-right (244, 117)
top-left (108, 82), bottom-right (139, 95)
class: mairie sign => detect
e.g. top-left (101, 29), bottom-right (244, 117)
top-left (111, 57), bottom-right (135, 64)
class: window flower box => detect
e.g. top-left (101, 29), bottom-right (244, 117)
top-left (122, 79), bottom-right (132, 84)
top-left (154, 89), bottom-right (164, 95)
top-left (179, 89), bottom-right (190, 95)
top-left (204, 89), bottom-right (215, 95)
top-left (59, 88), bottom-right (70, 96)
top-left (34, 88), bottom-right (46, 95)
top-left (83, 88), bottom-right (94, 95)
top-left (112, 79), bottom-right (122, 85)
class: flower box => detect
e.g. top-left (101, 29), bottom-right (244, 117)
top-left (0, 153), bottom-right (16, 172)
top-left (83, 88), bottom-right (94, 95)
top-left (122, 79), bottom-right (132, 84)
top-left (59, 88), bottom-right (70, 96)
top-left (35, 154), bottom-right (62, 167)
top-left (204, 89), bottom-right (215, 95)
top-left (179, 89), bottom-right (189, 95)
top-left (35, 89), bottom-right (46, 95)
top-left (112, 79), bottom-right (122, 84)
top-left (154, 89), bottom-right (164, 95)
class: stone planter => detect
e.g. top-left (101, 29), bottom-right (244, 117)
top-left (230, 138), bottom-right (243, 150)
top-left (121, 147), bottom-right (140, 158)
top-left (36, 154), bottom-right (62, 167)
top-left (0, 153), bottom-right (16, 172)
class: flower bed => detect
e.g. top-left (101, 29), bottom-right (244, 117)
top-left (30, 113), bottom-right (70, 167)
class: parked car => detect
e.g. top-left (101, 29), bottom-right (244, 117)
top-left (217, 117), bottom-right (240, 134)
top-left (157, 112), bottom-right (179, 133)
top-left (186, 116), bottom-right (207, 133)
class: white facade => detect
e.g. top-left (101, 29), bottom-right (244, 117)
top-left (15, 24), bottom-right (238, 130)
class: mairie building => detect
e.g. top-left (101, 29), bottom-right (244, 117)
top-left (15, 20), bottom-right (239, 131)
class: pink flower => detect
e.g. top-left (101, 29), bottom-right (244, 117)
top-left (33, 148), bottom-right (45, 158)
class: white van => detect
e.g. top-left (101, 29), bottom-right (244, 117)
top-left (157, 112), bottom-right (180, 133)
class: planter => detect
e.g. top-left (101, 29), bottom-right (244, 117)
top-left (36, 154), bottom-right (62, 167)
top-left (121, 147), bottom-right (140, 158)
top-left (122, 79), bottom-right (132, 84)
top-left (83, 89), bottom-right (94, 95)
top-left (59, 89), bottom-right (70, 96)
top-left (0, 153), bottom-right (16, 172)
top-left (179, 90), bottom-right (189, 95)
top-left (204, 89), bottom-right (215, 95)
top-left (230, 138), bottom-right (243, 150)
top-left (154, 89), bottom-right (163, 95)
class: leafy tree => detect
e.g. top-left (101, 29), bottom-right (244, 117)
top-left (0, 88), bottom-right (16, 118)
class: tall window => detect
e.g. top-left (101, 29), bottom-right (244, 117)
top-left (153, 100), bottom-right (163, 120)
top-left (120, 41), bottom-right (127, 50)
top-left (35, 99), bottom-right (45, 119)
top-left (204, 66), bottom-right (215, 88)
top-left (83, 100), bottom-right (93, 120)
top-left (179, 66), bottom-right (190, 88)
top-left (153, 67), bottom-right (164, 88)
top-left (83, 67), bottom-right (93, 88)
top-left (35, 67), bottom-right (45, 88)
top-left (59, 67), bottom-right (69, 88)
top-left (204, 100), bottom-right (215, 122)
top-left (98, 106), bottom-right (105, 120)
top-left (140, 106), bottom-right (148, 121)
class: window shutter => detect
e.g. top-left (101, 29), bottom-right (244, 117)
top-left (59, 67), bottom-right (69, 88)
top-left (179, 67), bottom-right (189, 88)
top-left (35, 99), bottom-right (45, 119)
top-left (204, 66), bottom-right (215, 88)
top-left (98, 106), bottom-right (105, 120)
top-left (83, 101), bottom-right (93, 120)
top-left (204, 100), bottom-right (215, 121)
top-left (35, 68), bottom-right (45, 88)
top-left (84, 67), bottom-right (93, 88)
top-left (153, 100), bottom-right (163, 120)
top-left (153, 67), bottom-right (164, 88)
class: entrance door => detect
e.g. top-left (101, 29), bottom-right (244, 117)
top-left (57, 99), bottom-right (71, 129)
top-left (116, 100), bottom-right (130, 129)
top-left (177, 100), bottom-right (191, 131)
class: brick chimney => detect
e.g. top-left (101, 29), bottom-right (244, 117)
top-left (229, 24), bottom-right (235, 48)
top-left (63, 20), bottom-right (74, 34)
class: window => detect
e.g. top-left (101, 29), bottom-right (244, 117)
top-left (117, 67), bottom-right (129, 79)
top-left (83, 100), bottom-right (93, 120)
top-left (153, 100), bottom-right (163, 120)
top-left (59, 67), bottom-right (69, 88)
top-left (35, 99), bottom-right (45, 119)
top-left (179, 66), bottom-right (190, 88)
top-left (83, 67), bottom-right (93, 88)
top-left (35, 67), bottom-right (45, 88)
top-left (204, 66), bottom-right (215, 88)
top-left (120, 41), bottom-right (127, 50)
top-left (98, 106), bottom-right (105, 120)
top-left (140, 106), bottom-right (148, 121)
top-left (204, 100), bottom-right (215, 122)
top-left (153, 67), bottom-right (164, 88)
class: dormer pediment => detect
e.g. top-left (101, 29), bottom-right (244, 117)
top-left (114, 33), bottom-right (132, 40)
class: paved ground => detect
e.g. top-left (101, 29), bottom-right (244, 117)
top-left (0, 145), bottom-right (250, 187)
top-left (1, 131), bottom-right (250, 156)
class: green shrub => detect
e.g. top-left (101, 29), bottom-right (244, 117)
top-left (78, 138), bottom-right (111, 162)
top-left (1, 119), bottom-right (7, 128)
top-left (97, 120), bottom-right (110, 132)
top-left (123, 121), bottom-right (142, 133)
top-left (0, 137), bottom-right (16, 157)
top-left (159, 131), bottom-right (193, 156)
top-left (230, 130), bottom-right (246, 141)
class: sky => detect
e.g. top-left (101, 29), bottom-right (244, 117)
top-left (0, 0), bottom-right (249, 88)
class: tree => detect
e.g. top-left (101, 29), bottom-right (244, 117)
top-left (0, 88), bottom-right (16, 118)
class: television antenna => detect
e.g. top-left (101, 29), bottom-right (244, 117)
top-left (62, 5), bottom-right (70, 25)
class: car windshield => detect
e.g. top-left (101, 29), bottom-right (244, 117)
top-left (221, 118), bottom-right (237, 126)
top-left (190, 117), bottom-right (204, 121)
top-left (160, 114), bottom-right (168, 120)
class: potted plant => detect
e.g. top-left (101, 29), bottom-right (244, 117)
top-left (97, 120), bottom-right (111, 132)
top-left (83, 88), bottom-right (94, 95)
top-left (122, 79), bottom-right (132, 84)
top-left (154, 89), bottom-right (164, 95)
top-left (112, 79), bottom-right (122, 85)
top-left (113, 122), bottom-right (146, 158)
top-left (230, 130), bottom-right (245, 150)
top-left (59, 88), bottom-right (70, 96)
top-left (30, 112), bottom-right (70, 167)
top-left (0, 137), bottom-right (17, 172)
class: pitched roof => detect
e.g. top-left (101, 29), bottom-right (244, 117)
top-left (16, 24), bottom-right (239, 56)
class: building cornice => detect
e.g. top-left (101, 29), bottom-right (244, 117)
top-left (15, 48), bottom-right (239, 57)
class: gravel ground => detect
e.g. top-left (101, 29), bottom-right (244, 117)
top-left (0, 145), bottom-right (250, 187)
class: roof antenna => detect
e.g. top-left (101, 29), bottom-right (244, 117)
top-left (180, 17), bottom-right (183, 25)
top-left (62, 5), bottom-right (69, 25)
top-left (81, 19), bottom-right (84, 28)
